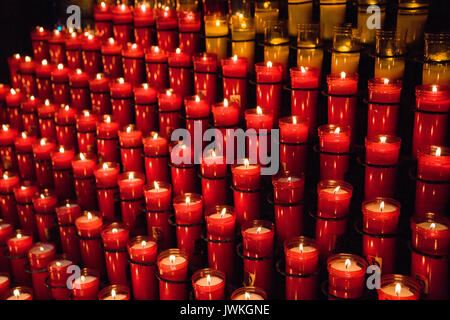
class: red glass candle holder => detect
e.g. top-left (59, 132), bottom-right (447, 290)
top-left (51, 64), bottom-right (70, 104)
top-left (32, 138), bottom-right (56, 189)
top-left (362, 198), bottom-right (401, 235)
top-left (134, 84), bottom-right (158, 135)
top-left (47, 258), bottom-right (73, 300)
top-left (5, 89), bottom-right (25, 132)
top-left (245, 107), bottom-right (274, 165)
top-left (145, 46), bottom-right (169, 90)
top-left (169, 142), bottom-right (198, 196)
top-left (110, 78), bottom-right (133, 127)
top-left (101, 222), bottom-right (130, 285)
top-left (314, 213), bottom-right (348, 260)
top-left (117, 171), bottom-right (145, 234)
top-left (89, 74), bottom-right (112, 115)
top-left (97, 284), bottom-right (130, 300)
top-left (157, 248), bottom-right (189, 300)
top-left (222, 56), bottom-right (248, 122)
top-left (70, 268), bottom-right (101, 300)
top-left (318, 124), bottom-right (351, 180)
top-left (122, 43), bottom-right (145, 87)
top-left (377, 274), bottom-right (421, 300)
top-left (0, 124), bottom-right (19, 172)
top-left (19, 56), bottom-right (37, 96)
top-left (4, 286), bottom-right (34, 300)
top-left (0, 273), bottom-right (10, 298)
top-left (31, 27), bottom-right (50, 62)
top-left (193, 53), bottom-right (218, 104)
top-left (0, 220), bottom-right (13, 274)
top-left (255, 61), bottom-right (284, 124)
top-left (101, 38), bottom-right (123, 79)
top-left (27, 242), bottom-right (55, 300)
top-left (118, 125), bottom-right (144, 172)
top-left (97, 115), bottom-right (120, 163)
top-left (200, 151), bottom-right (228, 212)
top-left (13, 184), bottom-right (38, 237)
top-left (7, 55), bottom-right (22, 89)
top-left (55, 203), bottom-right (82, 264)
top-left (69, 69), bottom-right (90, 112)
top-left (6, 230), bottom-right (33, 286)
top-left (76, 110), bottom-right (98, 154)
top-left (279, 116), bottom-right (309, 176)
top-left (51, 146), bottom-right (75, 200)
top-left (32, 189), bottom-right (58, 242)
top-left (37, 99), bottom-right (57, 141)
top-left (192, 268), bottom-right (226, 300)
top-left (158, 89), bottom-right (183, 139)
top-left (94, 2), bottom-right (114, 42)
top-left (81, 34), bottom-right (102, 79)
top-left (178, 11), bottom-right (201, 55)
top-left (94, 162), bottom-right (120, 222)
top-left (55, 105), bottom-right (77, 149)
top-left (72, 153), bottom-right (97, 210)
top-left (0, 172), bottom-right (20, 226)
top-left (411, 213), bottom-right (450, 256)
top-left (317, 179), bottom-right (353, 218)
top-left (20, 96), bottom-right (40, 137)
top-left (362, 231), bottom-right (396, 275)
top-left (35, 60), bottom-right (54, 101)
top-left (65, 31), bottom-right (83, 70)
top-left (230, 286), bottom-right (267, 300)
top-left (133, 3), bottom-right (155, 48)
top-left (168, 49), bottom-right (192, 98)
top-left (48, 29), bottom-right (66, 65)
top-left (112, 4), bottom-right (133, 47)
top-left (143, 132), bottom-right (169, 184)
top-left (156, 9), bottom-right (178, 52)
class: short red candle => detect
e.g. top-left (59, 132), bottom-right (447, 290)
top-left (133, 3), bottom-right (155, 48)
top-left (94, 162), bottom-right (120, 222)
top-left (279, 116), bottom-right (309, 176)
top-left (50, 63), bottom-right (70, 104)
top-left (35, 59), bottom-right (54, 101)
top-left (0, 172), bottom-right (20, 226)
top-left (55, 105), bottom-right (77, 149)
top-left (327, 253), bottom-right (368, 299)
top-left (222, 56), bottom-right (248, 122)
top-left (127, 236), bottom-right (158, 300)
top-left (13, 184), bottom-right (38, 237)
top-left (48, 29), bottom-right (66, 65)
top-left (98, 284), bottom-right (131, 300)
top-left (317, 180), bottom-right (353, 218)
top-left (89, 73), bottom-right (112, 115)
top-left (158, 89), bottom-right (183, 139)
top-left (168, 49), bottom-right (192, 98)
top-left (230, 286), bottom-right (267, 300)
top-left (31, 26), bottom-right (50, 62)
top-left (76, 110), bottom-right (98, 154)
top-left (110, 78), bottom-right (133, 127)
top-left (157, 248), bottom-right (189, 300)
top-left (118, 124), bottom-right (143, 172)
top-left (96, 114), bottom-right (120, 163)
top-left (71, 153), bottom-right (97, 210)
top-left (101, 38), bottom-right (123, 79)
top-left (71, 268), bottom-right (101, 300)
top-left (21, 96), bottom-right (40, 136)
top-left (377, 274), bottom-right (421, 300)
top-left (5, 89), bottom-right (25, 132)
top-left (51, 146), bottom-right (75, 200)
top-left (143, 132), bottom-right (169, 183)
top-left (6, 231), bottom-right (33, 285)
top-left (101, 222), bottom-right (130, 285)
top-left (13, 132), bottom-right (36, 180)
top-left (55, 203), bottom-right (82, 264)
top-left (112, 4), bottom-right (133, 47)
top-left (290, 66), bottom-right (320, 139)
top-left (411, 213), bottom-right (449, 256)
top-left (81, 34), bottom-right (102, 79)
top-left (69, 69), bottom-right (90, 112)
top-left (32, 138), bottom-right (56, 189)
top-left (156, 9), bottom-right (178, 51)
top-left (318, 124), bottom-right (351, 180)
top-left (32, 190), bottom-right (58, 242)
top-left (19, 56), bottom-right (37, 96)
top-left (362, 198), bottom-right (401, 235)
top-left (192, 268), bottom-right (226, 300)
top-left (0, 124), bottom-right (18, 171)
top-left (117, 171), bottom-right (145, 234)
top-left (27, 242), bottom-right (55, 300)
top-left (245, 106), bottom-right (274, 131)
top-left (145, 46), bottom-right (169, 90)
top-left (65, 31), bottom-right (83, 70)
top-left (122, 43), bottom-right (145, 87)
top-left (178, 11), bottom-right (201, 55)
top-left (255, 61), bottom-right (283, 124)
top-left (232, 160), bottom-right (260, 191)
top-left (94, 2), bottom-right (114, 42)
top-left (134, 84), bottom-right (158, 135)
top-left (367, 78), bottom-right (402, 137)
top-left (48, 258), bottom-right (73, 300)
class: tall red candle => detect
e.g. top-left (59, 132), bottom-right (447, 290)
top-left (222, 55), bottom-right (248, 122)
top-left (211, 99), bottom-right (240, 162)
top-left (94, 162), bottom-right (120, 222)
top-left (47, 258), bottom-right (74, 300)
top-left (97, 114), bottom-right (120, 163)
top-left (27, 242), bottom-right (55, 300)
top-left (143, 132), bottom-right (169, 184)
top-left (145, 46), bottom-right (169, 90)
top-left (101, 38), bottom-right (123, 79)
top-left (75, 110), bottom-right (97, 155)
top-left (21, 96), bottom-right (40, 136)
top-left (184, 95), bottom-right (210, 158)
top-left (50, 63), bottom-right (70, 104)
top-left (0, 124), bottom-right (19, 171)
top-left (122, 43), bottom-right (145, 87)
top-left (81, 33), bottom-right (102, 79)
top-left (69, 68), bottom-right (90, 112)
top-left (35, 59), bottom-right (54, 101)
top-left (55, 105), bottom-right (77, 149)
top-left (117, 171), bottom-right (145, 234)
top-left (279, 116), bottom-right (309, 176)
top-left (13, 184), bottom-right (38, 237)
top-left (6, 230), bottom-right (33, 285)
top-left (200, 150), bottom-right (228, 212)
top-left (158, 89), bottom-right (183, 139)
top-left (119, 124), bottom-right (143, 172)
top-left (255, 61), bottom-right (283, 124)
top-left (30, 27), bottom-right (50, 61)
top-left (245, 107), bottom-right (274, 165)
top-left (32, 190), bottom-right (58, 242)
top-left (65, 31), bottom-right (83, 70)
top-left (5, 89), bottom-right (25, 132)
top-left (51, 146), bottom-right (75, 200)
top-left (156, 8), bottom-right (178, 51)
top-left (157, 248), bottom-right (189, 300)
top-left (134, 84), bottom-right (158, 135)
top-left (112, 4), bottom-right (133, 47)
top-left (0, 219), bottom-right (13, 273)
top-left (192, 268), bottom-right (226, 300)
top-left (318, 124), bottom-right (351, 180)
top-left (7, 54), bottom-right (22, 89)
top-left (169, 142), bottom-right (198, 195)
top-left (19, 56), bottom-right (37, 96)
top-left (94, 2), bottom-right (114, 42)
top-left (4, 286), bottom-right (34, 300)
top-left (89, 73), bottom-right (112, 115)
top-left (193, 53), bottom-right (218, 104)
top-left (55, 202), bottom-right (82, 264)
top-left (110, 77), bottom-right (133, 127)
top-left (32, 138), bottom-right (56, 189)
top-left (37, 99), bottom-right (57, 141)
top-left (0, 172), bottom-right (20, 226)
top-left (178, 11), bottom-right (201, 55)
top-left (71, 153), bottom-right (97, 210)
top-left (48, 29), bottom-right (66, 65)
top-left (168, 48), bottom-right (192, 98)
top-left (133, 3), bottom-right (155, 48)
top-left (101, 222), bottom-right (129, 285)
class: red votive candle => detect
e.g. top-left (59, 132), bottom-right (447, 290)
top-left (222, 56), bottom-right (248, 122)
top-left (134, 84), bottom-right (158, 135)
top-left (75, 212), bottom-right (105, 276)
top-left (69, 68), bottom-right (90, 112)
top-left (55, 202), bottom-right (81, 264)
top-left (411, 213), bottom-right (450, 256)
top-left (37, 99), bottom-right (57, 141)
top-left (70, 268), bottom-right (100, 300)
top-left (0, 172), bottom-right (20, 226)
top-left (50, 63), bottom-right (70, 104)
top-left (7, 55), bottom-right (22, 90)
top-left (145, 46), bottom-right (169, 90)
top-left (98, 284), bottom-right (130, 300)
top-left (48, 29), bottom-right (66, 65)
top-left (367, 78), bottom-right (402, 137)
top-left (212, 99), bottom-right (240, 161)
top-left (27, 242), bottom-right (55, 300)
top-left (32, 190), bottom-right (58, 242)
top-left (51, 146), bottom-right (75, 200)
top-left (242, 220), bottom-right (275, 296)
top-left (122, 43), bottom-right (145, 87)
top-left (76, 110), bottom-right (98, 154)
top-left (81, 33), bottom-right (102, 79)
top-left (48, 258), bottom-right (73, 300)
top-left (193, 53), bottom-right (218, 104)
top-left (192, 268), bottom-right (226, 300)
top-left (144, 181), bottom-right (173, 250)
top-left (5, 89), bottom-right (25, 132)
top-left (19, 56), bottom-right (37, 96)
top-left (6, 230), bottom-right (33, 286)
top-left (65, 31), bottom-right (83, 70)
top-left (5, 286), bottom-right (33, 300)
top-left (55, 105), bottom-right (77, 149)
top-left (117, 171), bottom-right (145, 234)
top-left (156, 8), bottom-right (178, 51)
top-left (0, 124), bottom-right (18, 171)
top-left (35, 59), bottom-right (54, 101)
top-left (412, 85), bottom-right (450, 158)
top-left (21, 96), bottom-right (40, 136)
top-left (255, 61), bottom-right (283, 124)
top-left (133, 3), bottom-right (155, 48)
top-left (101, 222), bottom-right (130, 285)
top-left (94, 162), bottom-right (120, 222)
top-left (364, 135), bottom-right (401, 200)
top-left (178, 11), bottom-right (201, 55)
top-left (90, 73), bottom-right (112, 115)
top-left (72, 153), bottom-right (97, 210)
top-left (158, 89), bottom-right (183, 139)
top-left (97, 114), bottom-right (120, 163)
top-left (13, 184), bottom-right (38, 237)
top-left (245, 107), bottom-right (274, 165)
top-left (327, 253), bottom-right (368, 299)
top-left (279, 116), bottom-right (309, 176)
top-left (362, 198), bottom-right (401, 235)
top-left (94, 2), bottom-right (114, 42)
top-left (377, 274), bottom-right (421, 300)
top-left (127, 236), bottom-right (158, 300)
top-left (118, 124), bottom-right (144, 172)
top-left (143, 132), bottom-right (169, 183)
top-left (32, 138), bottom-right (56, 189)
top-left (110, 77), bottom-right (133, 127)
top-left (168, 48), bottom-right (192, 98)
top-left (317, 180), bottom-right (353, 218)
top-left (231, 286), bottom-right (267, 300)
top-left (112, 4), bottom-right (133, 47)
top-left (200, 150), bottom-right (227, 212)
top-left (290, 66), bottom-right (320, 139)
top-left (101, 38), bottom-right (123, 79)
top-left (184, 95), bottom-right (210, 157)
top-left (31, 26), bottom-right (50, 62)
top-left (157, 248), bottom-right (189, 300)
top-left (318, 124), bottom-right (351, 180)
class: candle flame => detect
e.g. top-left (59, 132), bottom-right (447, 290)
top-left (42, 59), bottom-right (48, 66)
top-left (256, 106), bottom-right (263, 115)
top-left (395, 283), bottom-right (401, 296)
top-left (87, 212), bottom-right (93, 220)
top-left (141, 4), bottom-right (146, 12)
top-left (169, 255), bottom-right (175, 264)
top-left (39, 27), bottom-right (44, 33)
top-left (57, 63), bottom-right (64, 70)
top-left (21, 132), bottom-right (27, 139)
top-left (299, 243), bottom-right (303, 253)
top-left (379, 136), bottom-right (387, 143)
top-left (292, 116), bottom-right (297, 124)
top-left (334, 127), bottom-right (340, 134)
top-left (79, 153), bottom-right (86, 161)
top-left (380, 201), bottom-right (384, 212)
top-left (185, 196), bottom-right (190, 205)
top-left (432, 85), bottom-right (437, 93)
top-left (344, 258), bottom-right (351, 269)
top-left (141, 240), bottom-right (147, 247)
top-left (126, 125), bottom-right (132, 133)
top-left (154, 46), bottom-right (159, 53)
top-left (166, 89), bottom-right (172, 96)
top-left (40, 193), bottom-right (45, 199)
top-left (56, 261), bottom-right (61, 267)
top-left (10, 88), bottom-right (16, 95)
top-left (256, 226), bottom-right (262, 234)
top-left (430, 223), bottom-right (436, 230)
top-left (435, 147), bottom-right (441, 157)
top-left (15, 53), bottom-right (20, 59)
top-left (64, 104), bottom-right (70, 111)
top-left (16, 233), bottom-right (22, 239)
top-left (266, 61), bottom-right (272, 68)
top-left (13, 289), bottom-right (20, 298)
top-left (59, 146), bottom-right (65, 153)
top-left (71, 32), bottom-right (76, 38)
top-left (105, 115), bottom-right (111, 123)
top-left (383, 78), bottom-right (389, 85)
top-left (175, 48), bottom-right (181, 54)
top-left (40, 138), bottom-right (46, 146)
top-left (244, 158), bottom-right (249, 168)
top-left (211, 149), bottom-right (216, 158)
top-left (111, 228), bottom-right (118, 233)
top-left (195, 95), bottom-right (200, 103)
top-left (154, 181), bottom-right (159, 191)
top-left (1, 124), bottom-right (8, 131)
top-left (223, 98), bottom-right (229, 107)
top-left (121, 4), bottom-right (125, 10)
top-left (232, 55), bottom-right (238, 61)
top-left (245, 292), bottom-right (251, 300)
top-left (25, 56), bottom-right (31, 62)
top-left (108, 38), bottom-right (115, 45)
top-left (340, 72), bottom-right (346, 79)
top-left (333, 186), bottom-right (340, 194)
top-left (128, 172), bottom-right (134, 180)
top-left (131, 43), bottom-right (137, 50)
top-left (76, 68), bottom-right (82, 75)
top-left (143, 83), bottom-right (148, 90)
top-left (215, 20), bottom-right (220, 27)
top-left (206, 274), bottom-right (211, 285)
top-left (101, 2), bottom-right (106, 8)
top-left (102, 162), bottom-right (109, 170)
top-left (220, 207), bottom-right (226, 217)
top-left (300, 66), bottom-right (307, 73)
top-left (39, 246), bottom-right (44, 251)
top-left (96, 73), bottom-right (102, 80)
top-left (153, 132), bottom-right (158, 139)
top-left (2, 173), bottom-right (8, 180)
top-left (118, 78), bottom-right (125, 84)
top-left (81, 275), bottom-right (86, 282)
top-left (45, 99), bottom-right (50, 106)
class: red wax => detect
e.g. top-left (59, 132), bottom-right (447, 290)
top-left (55, 105), bottom-right (77, 149)
top-left (212, 99), bottom-right (240, 127)
top-left (6, 231), bottom-right (33, 285)
top-left (134, 84), bottom-right (158, 135)
top-left (192, 268), bottom-right (226, 300)
top-left (65, 32), bottom-right (83, 70)
top-left (122, 43), bottom-right (145, 87)
top-left (5, 286), bottom-right (34, 300)
top-left (94, 162), bottom-right (120, 222)
top-left (27, 242), bottom-right (55, 300)
top-left (55, 203), bottom-right (81, 264)
top-left (81, 34), bottom-right (102, 78)
top-left (97, 115), bottom-right (120, 163)
top-left (144, 181), bottom-right (173, 250)
top-left (411, 213), bottom-right (450, 256)
top-left (19, 57), bottom-right (37, 96)
top-left (232, 161), bottom-right (260, 190)
top-left (76, 110), bottom-right (98, 154)
top-left (133, 4), bottom-right (155, 48)
top-left (35, 60), bottom-right (54, 101)
top-left (110, 78), bottom-right (133, 127)
top-left (69, 69), bottom-right (90, 112)
top-left (255, 61), bottom-right (283, 123)
top-left (48, 258), bottom-right (73, 300)
top-left (0, 124), bottom-right (19, 171)
top-left (279, 116), bottom-right (309, 176)
top-left (363, 234), bottom-right (396, 275)
top-left (5, 89), bottom-right (25, 131)
top-left (245, 107), bottom-right (274, 130)
top-left (366, 135), bottom-right (401, 165)
top-left (117, 172), bottom-right (145, 234)
top-left (48, 30), bottom-right (66, 65)
top-left (89, 74), bottom-right (112, 115)
top-left (285, 237), bottom-right (319, 275)
top-left (317, 180), bottom-right (353, 218)
top-left (377, 275), bottom-right (421, 300)
top-left (318, 124), bottom-right (351, 180)
top-left (127, 236), bottom-right (158, 300)
top-left (21, 96), bottom-right (40, 136)
top-left (94, 2), bottom-right (113, 42)
top-left (156, 10), bottom-right (179, 51)
top-left (0, 172), bottom-right (20, 226)
top-left (0, 219), bottom-right (13, 273)
top-left (193, 53), bottom-right (218, 104)
top-left (32, 139), bottom-right (56, 188)
top-left (327, 253), bottom-right (368, 299)
top-left (119, 125), bottom-right (143, 172)
top-left (367, 78), bottom-right (402, 137)
top-left (157, 248), bottom-right (189, 300)
top-left (168, 49), bottom-right (192, 98)
top-left (7, 55), bottom-right (22, 89)
top-left (413, 85), bottom-right (450, 158)
top-left (178, 12), bottom-right (201, 55)
top-left (327, 73), bottom-right (359, 142)
top-left (184, 95), bottom-right (210, 155)
top-left (37, 99), bottom-right (57, 141)
top-left (71, 268), bottom-right (101, 300)
top-left (145, 46), bottom-right (169, 90)
top-left (101, 38), bottom-right (123, 79)
top-left (13, 184), bottom-right (38, 237)
top-left (50, 64), bottom-right (70, 104)
top-left (98, 284), bottom-right (130, 300)
top-left (32, 190), bottom-right (58, 242)
top-left (290, 67), bottom-right (320, 139)
top-left (362, 198), bottom-right (401, 235)
top-left (31, 27), bottom-right (50, 61)
top-left (169, 142), bottom-right (198, 196)
top-left (75, 212), bottom-right (105, 276)
top-left (71, 153), bottom-right (97, 210)
top-left (315, 214), bottom-right (348, 261)
top-left (158, 89), bottom-right (183, 138)
top-left (222, 56), bottom-right (248, 122)
top-left (101, 222), bottom-right (130, 285)
top-left (200, 151), bottom-right (227, 211)
top-left (51, 147), bottom-right (75, 200)
top-left (112, 4), bottom-right (133, 46)
top-left (143, 132), bottom-right (169, 183)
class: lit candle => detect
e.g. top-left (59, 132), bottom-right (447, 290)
top-left (112, 3), bottom-right (133, 46)
top-left (192, 269), bottom-right (226, 300)
top-left (155, 6), bottom-right (178, 51)
top-left (122, 43), bottom-right (145, 87)
top-left (362, 198), bottom-right (401, 235)
top-left (133, 2), bottom-right (155, 48)
top-left (117, 172), bottom-right (145, 233)
top-left (231, 17), bottom-right (255, 72)
top-left (145, 46), bottom-right (169, 89)
top-left (142, 132), bottom-right (169, 184)
top-left (204, 16), bottom-right (228, 64)
top-left (377, 275), bottom-right (420, 300)
top-left (327, 254), bottom-right (368, 299)
top-left (318, 124), bottom-right (351, 180)
top-left (101, 223), bottom-right (130, 285)
top-left (81, 33), bottom-right (102, 78)
top-left (101, 37), bottom-right (123, 79)
top-left (118, 125), bottom-right (144, 172)
top-left (157, 248), bottom-right (189, 300)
